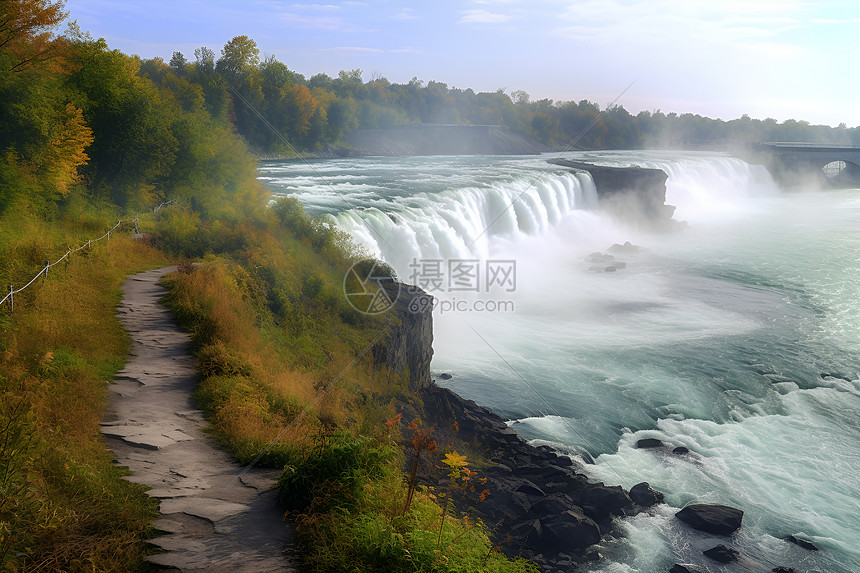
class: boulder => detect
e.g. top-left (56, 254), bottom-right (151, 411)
top-left (672, 446), bottom-right (690, 455)
top-left (579, 484), bottom-right (634, 518)
top-left (636, 438), bottom-right (663, 448)
top-left (539, 509), bottom-right (601, 553)
top-left (772, 568), bottom-right (796, 573)
top-left (787, 535), bottom-right (818, 551)
top-left (629, 482), bottom-right (664, 506)
top-left (675, 504), bottom-right (743, 535)
top-left (703, 544), bottom-right (740, 563)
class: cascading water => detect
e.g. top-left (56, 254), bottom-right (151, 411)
top-left (329, 170), bottom-right (598, 272)
top-left (260, 151), bottom-right (860, 573)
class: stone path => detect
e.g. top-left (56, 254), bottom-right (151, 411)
top-left (101, 267), bottom-right (297, 572)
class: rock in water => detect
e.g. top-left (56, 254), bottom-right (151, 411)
top-left (772, 567), bottom-right (796, 573)
top-left (670, 565), bottom-right (703, 573)
top-left (675, 504), bottom-right (743, 535)
top-left (703, 544), bottom-right (740, 563)
top-left (636, 437), bottom-right (663, 448)
top-left (787, 535), bottom-right (818, 551)
top-left (629, 482), bottom-right (664, 506)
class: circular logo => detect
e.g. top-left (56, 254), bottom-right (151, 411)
top-left (343, 259), bottom-right (400, 315)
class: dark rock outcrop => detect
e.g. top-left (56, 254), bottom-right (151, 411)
top-left (629, 482), bottom-right (664, 506)
top-left (675, 504), bottom-right (743, 535)
top-left (374, 284), bottom-right (434, 391)
top-left (703, 544), bottom-right (740, 563)
top-left (419, 383), bottom-right (649, 570)
top-left (672, 446), bottom-right (690, 455)
top-left (385, 281), bottom-right (660, 570)
top-left (670, 565), bottom-right (704, 573)
top-left (636, 437), bottom-right (664, 449)
top-left (787, 535), bottom-right (818, 551)
top-left (772, 567), bottom-right (796, 573)
top-left (549, 159), bottom-right (675, 225)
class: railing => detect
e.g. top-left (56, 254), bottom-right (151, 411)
top-left (1, 199), bottom-right (180, 313)
top-left (1, 218), bottom-right (136, 312)
top-left (761, 142), bottom-right (860, 149)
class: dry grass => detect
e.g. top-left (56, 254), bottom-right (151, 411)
top-left (1, 219), bottom-right (167, 571)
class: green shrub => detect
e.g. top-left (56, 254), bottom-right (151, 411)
top-left (278, 430), bottom-right (395, 511)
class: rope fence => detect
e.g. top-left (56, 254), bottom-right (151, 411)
top-left (2, 198), bottom-right (180, 313)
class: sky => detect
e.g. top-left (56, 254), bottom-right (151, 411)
top-left (63, 0), bottom-right (860, 127)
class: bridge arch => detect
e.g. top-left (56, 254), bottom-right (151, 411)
top-left (741, 143), bottom-right (860, 188)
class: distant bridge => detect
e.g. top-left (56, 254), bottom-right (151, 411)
top-left (741, 142), bottom-right (860, 188)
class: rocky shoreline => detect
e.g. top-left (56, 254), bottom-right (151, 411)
top-left (381, 286), bottom-right (821, 572)
top-left (417, 382), bottom-right (659, 572)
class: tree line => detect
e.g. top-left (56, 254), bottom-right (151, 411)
top-left (4, 6), bottom-right (860, 220)
top-left (157, 35), bottom-right (860, 155)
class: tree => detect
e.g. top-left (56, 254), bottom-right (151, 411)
top-left (216, 35), bottom-right (259, 84)
top-left (0, 0), bottom-right (68, 72)
top-left (169, 50), bottom-right (187, 70)
top-left (194, 46), bottom-right (215, 71)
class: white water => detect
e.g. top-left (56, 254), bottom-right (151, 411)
top-left (260, 152), bottom-right (860, 572)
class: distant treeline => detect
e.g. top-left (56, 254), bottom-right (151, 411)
top-left (153, 35), bottom-right (860, 154)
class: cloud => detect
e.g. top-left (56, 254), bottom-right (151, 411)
top-left (327, 46), bottom-right (384, 55)
top-left (277, 12), bottom-right (343, 29)
top-left (811, 17), bottom-right (860, 23)
top-left (459, 9), bottom-right (511, 24)
top-left (393, 8), bottom-right (416, 21)
top-left (552, 0), bottom-right (806, 59)
top-left (288, 3), bottom-right (340, 9)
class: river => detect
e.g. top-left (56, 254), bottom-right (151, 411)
top-left (260, 151), bottom-right (860, 573)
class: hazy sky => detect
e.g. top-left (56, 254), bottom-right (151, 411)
top-left (64, 0), bottom-right (860, 127)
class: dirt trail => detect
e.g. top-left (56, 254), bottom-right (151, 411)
top-left (101, 267), bottom-right (297, 572)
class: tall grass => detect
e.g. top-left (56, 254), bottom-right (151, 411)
top-left (158, 201), bottom-right (538, 572)
top-left (1, 210), bottom-right (166, 571)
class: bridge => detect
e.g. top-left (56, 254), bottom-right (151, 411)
top-left (740, 142), bottom-right (860, 188)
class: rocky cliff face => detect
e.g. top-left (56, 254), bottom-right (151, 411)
top-left (549, 159), bottom-right (676, 227)
top-left (373, 284), bottom-right (434, 392)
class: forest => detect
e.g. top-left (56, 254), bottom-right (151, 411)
top-left (159, 36), bottom-right (860, 155)
top-left (1, 0), bottom-right (858, 571)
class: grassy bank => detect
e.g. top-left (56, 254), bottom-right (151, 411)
top-left (0, 207), bottom-right (168, 571)
top-left (157, 199), bottom-right (538, 572)
top-left (1, 197), bottom-right (538, 571)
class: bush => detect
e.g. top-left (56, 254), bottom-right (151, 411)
top-left (279, 430), bottom-right (395, 511)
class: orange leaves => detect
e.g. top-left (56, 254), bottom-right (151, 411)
top-left (280, 83), bottom-right (318, 138)
top-left (0, 0), bottom-right (69, 73)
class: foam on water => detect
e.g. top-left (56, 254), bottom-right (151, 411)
top-left (260, 153), bottom-right (860, 572)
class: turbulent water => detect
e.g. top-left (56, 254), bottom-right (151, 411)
top-left (260, 151), bottom-right (860, 573)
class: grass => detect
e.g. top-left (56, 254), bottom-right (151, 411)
top-left (1, 208), bottom-right (168, 571)
top-left (1, 195), bottom-right (538, 572)
top-left (157, 203), bottom-right (539, 572)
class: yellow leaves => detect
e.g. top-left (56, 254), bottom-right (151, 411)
top-left (41, 103), bottom-right (93, 196)
top-left (442, 450), bottom-right (468, 480)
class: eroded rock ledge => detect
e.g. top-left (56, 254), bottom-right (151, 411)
top-left (549, 158), bottom-right (676, 226)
